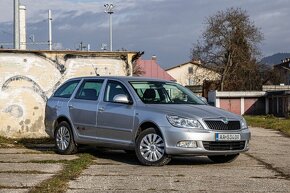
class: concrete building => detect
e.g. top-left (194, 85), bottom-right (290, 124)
top-left (208, 91), bottom-right (266, 115)
top-left (0, 50), bottom-right (139, 138)
top-left (166, 61), bottom-right (220, 86)
top-left (263, 85), bottom-right (290, 117)
top-left (209, 88), bottom-right (290, 117)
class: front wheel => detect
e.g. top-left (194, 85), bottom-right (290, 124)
top-left (54, 121), bottom-right (77, 155)
top-left (208, 154), bottom-right (239, 163)
top-left (135, 128), bottom-right (171, 166)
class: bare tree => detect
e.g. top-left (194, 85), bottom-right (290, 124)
top-left (133, 61), bottom-right (145, 76)
top-left (192, 8), bottom-right (263, 91)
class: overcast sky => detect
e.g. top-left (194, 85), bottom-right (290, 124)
top-left (0, 0), bottom-right (290, 68)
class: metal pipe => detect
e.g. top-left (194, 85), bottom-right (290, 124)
top-left (48, 9), bottom-right (52, 50)
top-left (14, 0), bottom-right (20, 49)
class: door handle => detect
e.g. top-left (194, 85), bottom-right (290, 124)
top-left (98, 107), bottom-right (105, 112)
top-left (68, 104), bottom-right (74, 109)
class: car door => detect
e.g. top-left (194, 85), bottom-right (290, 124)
top-left (68, 79), bottom-right (104, 139)
top-left (97, 80), bottom-right (135, 144)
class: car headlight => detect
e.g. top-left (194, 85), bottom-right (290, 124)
top-left (166, 115), bottom-right (203, 129)
top-left (241, 117), bottom-right (248, 129)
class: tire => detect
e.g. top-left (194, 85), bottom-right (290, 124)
top-left (208, 154), bottom-right (239, 163)
top-left (135, 128), bottom-right (171, 166)
top-left (54, 121), bottom-right (77, 155)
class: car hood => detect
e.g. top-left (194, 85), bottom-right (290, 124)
top-left (144, 104), bottom-right (241, 120)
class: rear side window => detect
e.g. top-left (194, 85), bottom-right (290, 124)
top-left (53, 80), bottom-right (80, 98)
top-left (75, 80), bottom-right (104, 101)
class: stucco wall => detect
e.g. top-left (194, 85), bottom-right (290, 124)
top-left (166, 63), bottom-right (220, 86)
top-left (0, 51), bottom-right (135, 138)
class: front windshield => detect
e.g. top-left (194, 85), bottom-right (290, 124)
top-left (130, 81), bottom-right (206, 105)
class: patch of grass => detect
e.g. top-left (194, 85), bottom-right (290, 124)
top-left (0, 185), bottom-right (29, 189)
top-left (0, 136), bottom-right (54, 148)
top-left (0, 136), bottom-right (54, 144)
top-left (0, 136), bottom-right (12, 144)
top-left (25, 160), bottom-right (68, 164)
top-left (28, 153), bottom-right (94, 193)
top-left (244, 115), bottom-right (290, 137)
top-left (0, 171), bottom-right (50, 174)
top-left (18, 138), bottom-right (54, 145)
top-left (21, 151), bottom-right (56, 154)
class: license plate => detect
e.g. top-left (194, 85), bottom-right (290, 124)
top-left (216, 133), bottom-right (241, 141)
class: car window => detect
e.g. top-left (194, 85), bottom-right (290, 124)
top-left (75, 80), bottom-right (104, 101)
top-left (130, 81), bottom-right (205, 104)
top-left (104, 80), bottom-right (132, 103)
top-left (53, 80), bottom-right (80, 98)
top-left (131, 83), bottom-right (167, 103)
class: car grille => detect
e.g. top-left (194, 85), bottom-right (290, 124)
top-left (203, 141), bottom-right (245, 151)
top-left (204, 120), bottom-right (241, 130)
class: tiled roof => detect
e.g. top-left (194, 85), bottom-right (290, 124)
top-left (137, 59), bottom-right (176, 81)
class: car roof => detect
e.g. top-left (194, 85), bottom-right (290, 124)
top-left (68, 76), bottom-right (174, 83)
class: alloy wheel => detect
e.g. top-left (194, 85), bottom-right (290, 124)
top-left (139, 133), bottom-right (165, 162)
top-left (56, 126), bottom-right (70, 151)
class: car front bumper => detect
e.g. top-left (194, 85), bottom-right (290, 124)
top-left (161, 126), bottom-right (251, 155)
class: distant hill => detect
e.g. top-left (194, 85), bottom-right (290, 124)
top-left (261, 53), bottom-right (290, 65)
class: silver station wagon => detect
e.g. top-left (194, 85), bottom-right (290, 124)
top-left (45, 76), bottom-right (251, 166)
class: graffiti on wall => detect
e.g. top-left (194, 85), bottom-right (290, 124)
top-left (0, 52), bottom-right (129, 138)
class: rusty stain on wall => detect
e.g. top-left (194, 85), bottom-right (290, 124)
top-left (0, 50), bottom-right (138, 138)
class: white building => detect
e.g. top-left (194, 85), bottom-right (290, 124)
top-left (166, 61), bottom-right (220, 86)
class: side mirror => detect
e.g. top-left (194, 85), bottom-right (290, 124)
top-left (113, 94), bottom-right (131, 104)
top-left (200, 97), bottom-right (208, 104)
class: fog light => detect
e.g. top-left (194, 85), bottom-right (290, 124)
top-left (177, 140), bottom-right (197, 148)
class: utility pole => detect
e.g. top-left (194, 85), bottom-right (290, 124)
top-left (48, 9), bottom-right (52, 50)
top-left (19, 5), bottom-right (26, 50)
top-left (14, 0), bottom-right (20, 49)
top-left (104, 4), bottom-right (114, 51)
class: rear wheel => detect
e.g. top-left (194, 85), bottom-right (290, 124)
top-left (208, 154), bottom-right (239, 163)
top-left (55, 121), bottom-right (77, 155)
top-left (135, 128), bottom-right (171, 166)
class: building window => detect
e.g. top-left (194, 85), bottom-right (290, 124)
top-left (188, 67), bottom-right (193, 74)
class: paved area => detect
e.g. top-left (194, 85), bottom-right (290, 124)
top-left (67, 154), bottom-right (289, 193)
top-left (247, 127), bottom-right (290, 176)
top-left (0, 148), bottom-right (77, 193)
top-left (67, 127), bottom-right (290, 192)
top-left (0, 127), bottom-right (289, 193)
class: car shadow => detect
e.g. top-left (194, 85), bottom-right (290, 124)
top-left (79, 146), bottom-right (213, 166)
top-left (17, 138), bottom-right (56, 152)
top-left (20, 142), bottom-right (214, 166)
top-left (81, 147), bottom-right (141, 165)
top-left (170, 156), bottom-right (213, 165)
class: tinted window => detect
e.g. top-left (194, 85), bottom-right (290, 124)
top-left (75, 80), bottom-right (104, 101)
top-left (104, 80), bottom-right (132, 102)
top-left (54, 80), bottom-right (80, 98)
